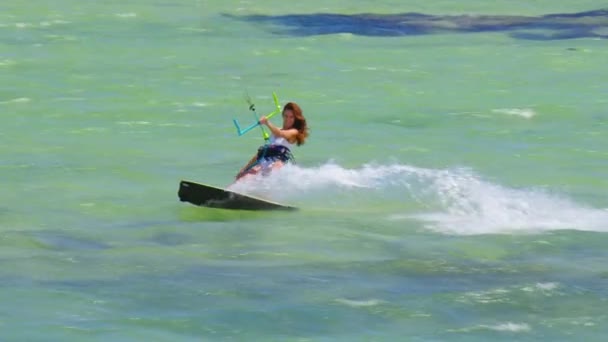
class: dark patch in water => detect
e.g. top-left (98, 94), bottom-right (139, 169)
top-left (34, 232), bottom-right (109, 251)
top-left (149, 232), bottom-right (192, 246)
top-left (225, 9), bottom-right (608, 40)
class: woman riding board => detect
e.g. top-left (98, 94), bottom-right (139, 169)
top-left (235, 102), bottom-right (309, 180)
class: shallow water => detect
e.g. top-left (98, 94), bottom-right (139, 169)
top-left (1, 1), bottom-right (608, 340)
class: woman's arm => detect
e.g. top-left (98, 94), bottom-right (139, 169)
top-left (260, 116), bottom-right (297, 141)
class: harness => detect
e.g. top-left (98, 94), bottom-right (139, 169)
top-left (241, 144), bottom-right (295, 176)
top-left (256, 144), bottom-right (294, 163)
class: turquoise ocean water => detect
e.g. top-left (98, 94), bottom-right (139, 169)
top-left (2, 1), bottom-right (608, 340)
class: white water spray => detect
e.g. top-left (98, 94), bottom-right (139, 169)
top-left (229, 162), bottom-right (608, 235)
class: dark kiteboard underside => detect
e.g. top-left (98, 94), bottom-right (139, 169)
top-left (178, 180), bottom-right (297, 211)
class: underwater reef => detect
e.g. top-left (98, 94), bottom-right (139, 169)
top-left (226, 9), bottom-right (608, 40)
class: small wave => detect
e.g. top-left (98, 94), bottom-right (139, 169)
top-left (492, 108), bottom-right (536, 119)
top-left (0, 97), bottom-right (30, 105)
top-left (458, 282), bottom-right (561, 306)
top-left (12, 20), bottom-right (70, 29)
top-left (450, 322), bottom-right (531, 334)
top-left (334, 298), bottom-right (384, 307)
top-left (45, 34), bottom-right (78, 42)
top-left (522, 282), bottom-right (559, 292)
top-left (15, 22), bottom-right (33, 29)
top-left (482, 322), bottom-right (531, 332)
top-left (116, 121), bottom-right (151, 126)
top-left (115, 13), bottom-right (137, 18)
top-left (0, 59), bottom-right (16, 67)
top-left (39, 20), bottom-right (69, 27)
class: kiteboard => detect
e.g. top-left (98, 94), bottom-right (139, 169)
top-left (178, 180), bottom-right (297, 211)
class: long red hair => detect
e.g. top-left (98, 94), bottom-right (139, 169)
top-left (284, 102), bottom-right (309, 146)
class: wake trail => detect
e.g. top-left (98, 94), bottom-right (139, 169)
top-left (229, 162), bottom-right (608, 235)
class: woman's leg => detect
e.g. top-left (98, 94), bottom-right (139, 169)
top-left (235, 154), bottom-right (259, 179)
top-left (236, 164), bottom-right (262, 180)
top-left (271, 160), bottom-right (284, 171)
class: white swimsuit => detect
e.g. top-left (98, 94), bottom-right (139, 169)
top-left (269, 135), bottom-right (295, 150)
top-left (254, 135), bottom-right (295, 170)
